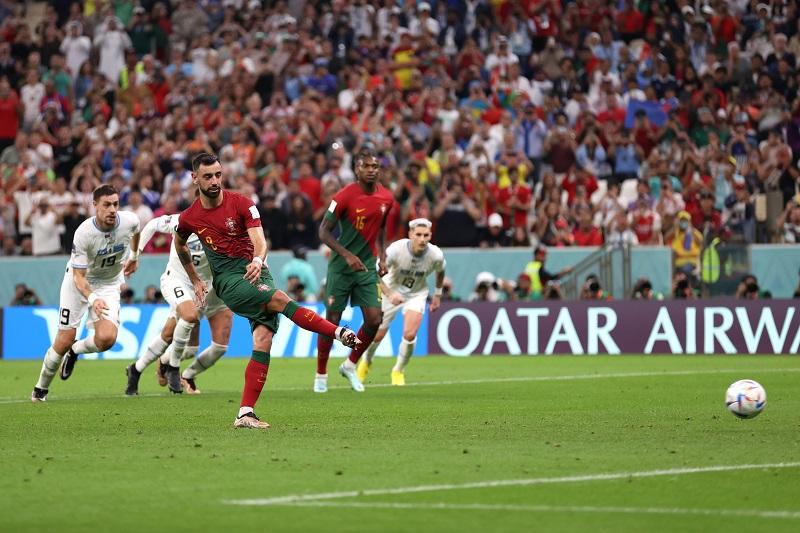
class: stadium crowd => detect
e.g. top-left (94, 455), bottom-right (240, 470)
top-left (0, 0), bottom-right (799, 275)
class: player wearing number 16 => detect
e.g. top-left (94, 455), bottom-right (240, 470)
top-left (32, 185), bottom-right (141, 402)
top-left (175, 153), bottom-right (360, 429)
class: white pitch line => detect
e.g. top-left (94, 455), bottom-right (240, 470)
top-left (3, 367), bottom-right (800, 405)
top-left (224, 462), bottom-right (800, 506)
top-left (267, 501), bottom-right (800, 520)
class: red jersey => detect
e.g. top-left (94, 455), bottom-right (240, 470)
top-left (176, 190), bottom-right (262, 276)
top-left (323, 182), bottom-right (394, 273)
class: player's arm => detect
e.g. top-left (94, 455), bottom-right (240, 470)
top-left (319, 216), bottom-right (367, 272)
top-left (244, 225), bottom-right (268, 284)
top-left (379, 278), bottom-right (405, 305)
top-left (123, 231), bottom-right (140, 277)
top-left (174, 230), bottom-right (207, 306)
top-left (137, 214), bottom-right (175, 251)
top-left (377, 215), bottom-right (388, 276)
top-left (430, 270), bottom-right (445, 312)
top-left (72, 267), bottom-right (108, 317)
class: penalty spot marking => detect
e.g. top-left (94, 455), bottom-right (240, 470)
top-left (262, 501), bottom-right (800, 520)
top-left (224, 462), bottom-right (800, 506)
top-left (3, 367), bottom-right (800, 405)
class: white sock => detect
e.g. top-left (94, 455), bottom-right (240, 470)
top-left (238, 406), bottom-right (253, 417)
top-left (182, 345), bottom-right (198, 361)
top-left (182, 342), bottom-right (226, 379)
top-left (315, 373), bottom-right (327, 380)
top-left (364, 342), bottom-right (378, 365)
top-left (35, 347), bottom-right (63, 390)
top-left (342, 358), bottom-right (357, 371)
top-left (135, 336), bottom-right (169, 372)
top-left (159, 347), bottom-right (171, 366)
top-left (169, 319), bottom-right (195, 367)
top-left (72, 337), bottom-right (99, 355)
top-left (393, 337), bottom-right (416, 372)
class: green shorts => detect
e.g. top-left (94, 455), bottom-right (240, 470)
top-left (213, 264), bottom-right (280, 333)
top-left (325, 269), bottom-right (381, 312)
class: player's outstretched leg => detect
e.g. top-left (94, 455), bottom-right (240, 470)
top-left (33, 340), bottom-right (71, 401)
top-left (182, 342), bottom-right (226, 394)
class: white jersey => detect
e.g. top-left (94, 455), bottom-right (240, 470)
top-left (383, 239), bottom-right (446, 297)
top-left (140, 214), bottom-right (212, 284)
top-left (69, 211), bottom-right (140, 285)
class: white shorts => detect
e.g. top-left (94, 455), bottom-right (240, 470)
top-left (161, 273), bottom-right (227, 320)
top-left (58, 272), bottom-right (121, 330)
top-left (380, 292), bottom-right (427, 330)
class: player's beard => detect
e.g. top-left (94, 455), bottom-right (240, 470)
top-left (200, 185), bottom-right (221, 198)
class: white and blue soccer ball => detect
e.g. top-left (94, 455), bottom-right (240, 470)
top-left (725, 379), bottom-right (767, 419)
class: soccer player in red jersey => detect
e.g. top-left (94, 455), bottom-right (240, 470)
top-left (314, 147), bottom-right (395, 392)
top-left (175, 153), bottom-right (360, 429)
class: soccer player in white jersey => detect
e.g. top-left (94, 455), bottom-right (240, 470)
top-left (125, 213), bottom-right (233, 395)
top-left (31, 185), bottom-right (140, 401)
top-left (357, 218), bottom-right (446, 386)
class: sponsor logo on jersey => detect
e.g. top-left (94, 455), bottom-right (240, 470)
top-left (257, 283), bottom-right (271, 292)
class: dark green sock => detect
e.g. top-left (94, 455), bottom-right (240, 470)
top-left (282, 300), bottom-right (300, 318)
top-left (252, 350), bottom-right (270, 365)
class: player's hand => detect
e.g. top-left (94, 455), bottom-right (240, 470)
top-left (193, 279), bottom-right (208, 307)
top-left (92, 298), bottom-right (109, 317)
top-left (123, 258), bottom-right (139, 277)
top-left (345, 253), bottom-right (367, 272)
top-left (429, 295), bottom-right (441, 312)
top-left (378, 258), bottom-right (388, 277)
top-left (389, 292), bottom-right (405, 305)
top-left (243, 259), bottom-right (262, 284)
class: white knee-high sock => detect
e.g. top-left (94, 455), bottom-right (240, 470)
top-left (35, 347), bottom-right (64, 390)
top-left (392, 337), bottom-right (416, 372)
top-left (135, 336), bottom-right (169, 372)
top-left (72, 337), bottom-right (99, 355)
top-left (181, 345), bottom-right (198, 361)
top-left (168, 319), bottom-right (194, 367)
top-left (160, 346), bottom-right (171, 365)
top-left (364, 341), bottom-right (378, 365)
top-left (182, 342), bottom-right (227, 379)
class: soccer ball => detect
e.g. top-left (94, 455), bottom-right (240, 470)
top-left (725, 379), bottom-right (767, 419)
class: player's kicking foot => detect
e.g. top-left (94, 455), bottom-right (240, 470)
top-left (335, 327), bottom-right (361, 349)
top-left (125, 364), bottom-right (141, 396)
top-left (59, 345), bottom-right (78, 381)
top-left (356, 358), bottom-right (371, 382)
top-left (31, 387), bottom-right (48, 402)
top-left (391, 370), bottom-right (406, 386)
top-left (339, 362), bottom-right (365, 392)
top-left (181, 377), bottom-right (200, 394)
top-left (156, 360), bottom-right (168, 387)
top-left (313, 374), bottom-right (328, 393)
top-left (233, 412), bottom-right (270, 429)
top-left (165, 365), bottom-right (182, 394)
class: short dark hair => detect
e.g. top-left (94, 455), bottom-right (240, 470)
top-left (192, 152), bottom-right (219, 172)
top-left (93, 184), bottom-right (118, 202)
top-left (355, 144), bottom-right (378, 165)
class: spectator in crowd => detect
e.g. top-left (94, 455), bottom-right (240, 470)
top-left (480, 212), bottom-right (510, 248)
top-left (24, 199), bottom-right (61, 256)
top-left (667, 210), bottom-right (704, 277)
top-left (142, 285), bottom-right (163, 305)
top-left (736, 274), bottom-right (761, 300)
top-left (10, 283), bottom-right (41, 306)
top-left (672, 271), bottom-right (695, 299)
top-left (580, 274), bottom-right (611, 300)
top-left (469, 271), bottom-right (502, 303)
top-left (632, 277), bottom-right (662, 300)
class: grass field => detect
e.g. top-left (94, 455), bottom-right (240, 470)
top-left (1, 355), bottom-right (799, 533)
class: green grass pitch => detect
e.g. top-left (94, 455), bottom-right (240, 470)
top-left (1, 355), bottom-right (799, 533)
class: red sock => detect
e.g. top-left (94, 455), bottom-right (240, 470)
top-left (317, 335), bottom-right (333, 375)
top-left (240, 358), bottom-right (269, 409)
top-left (348, 327), bottom-right (376, 364)
top-left (288, 307), bottom-right (338, 337)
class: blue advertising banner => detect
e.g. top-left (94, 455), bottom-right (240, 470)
top-left (2, 304), bottom-right (428, 360)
